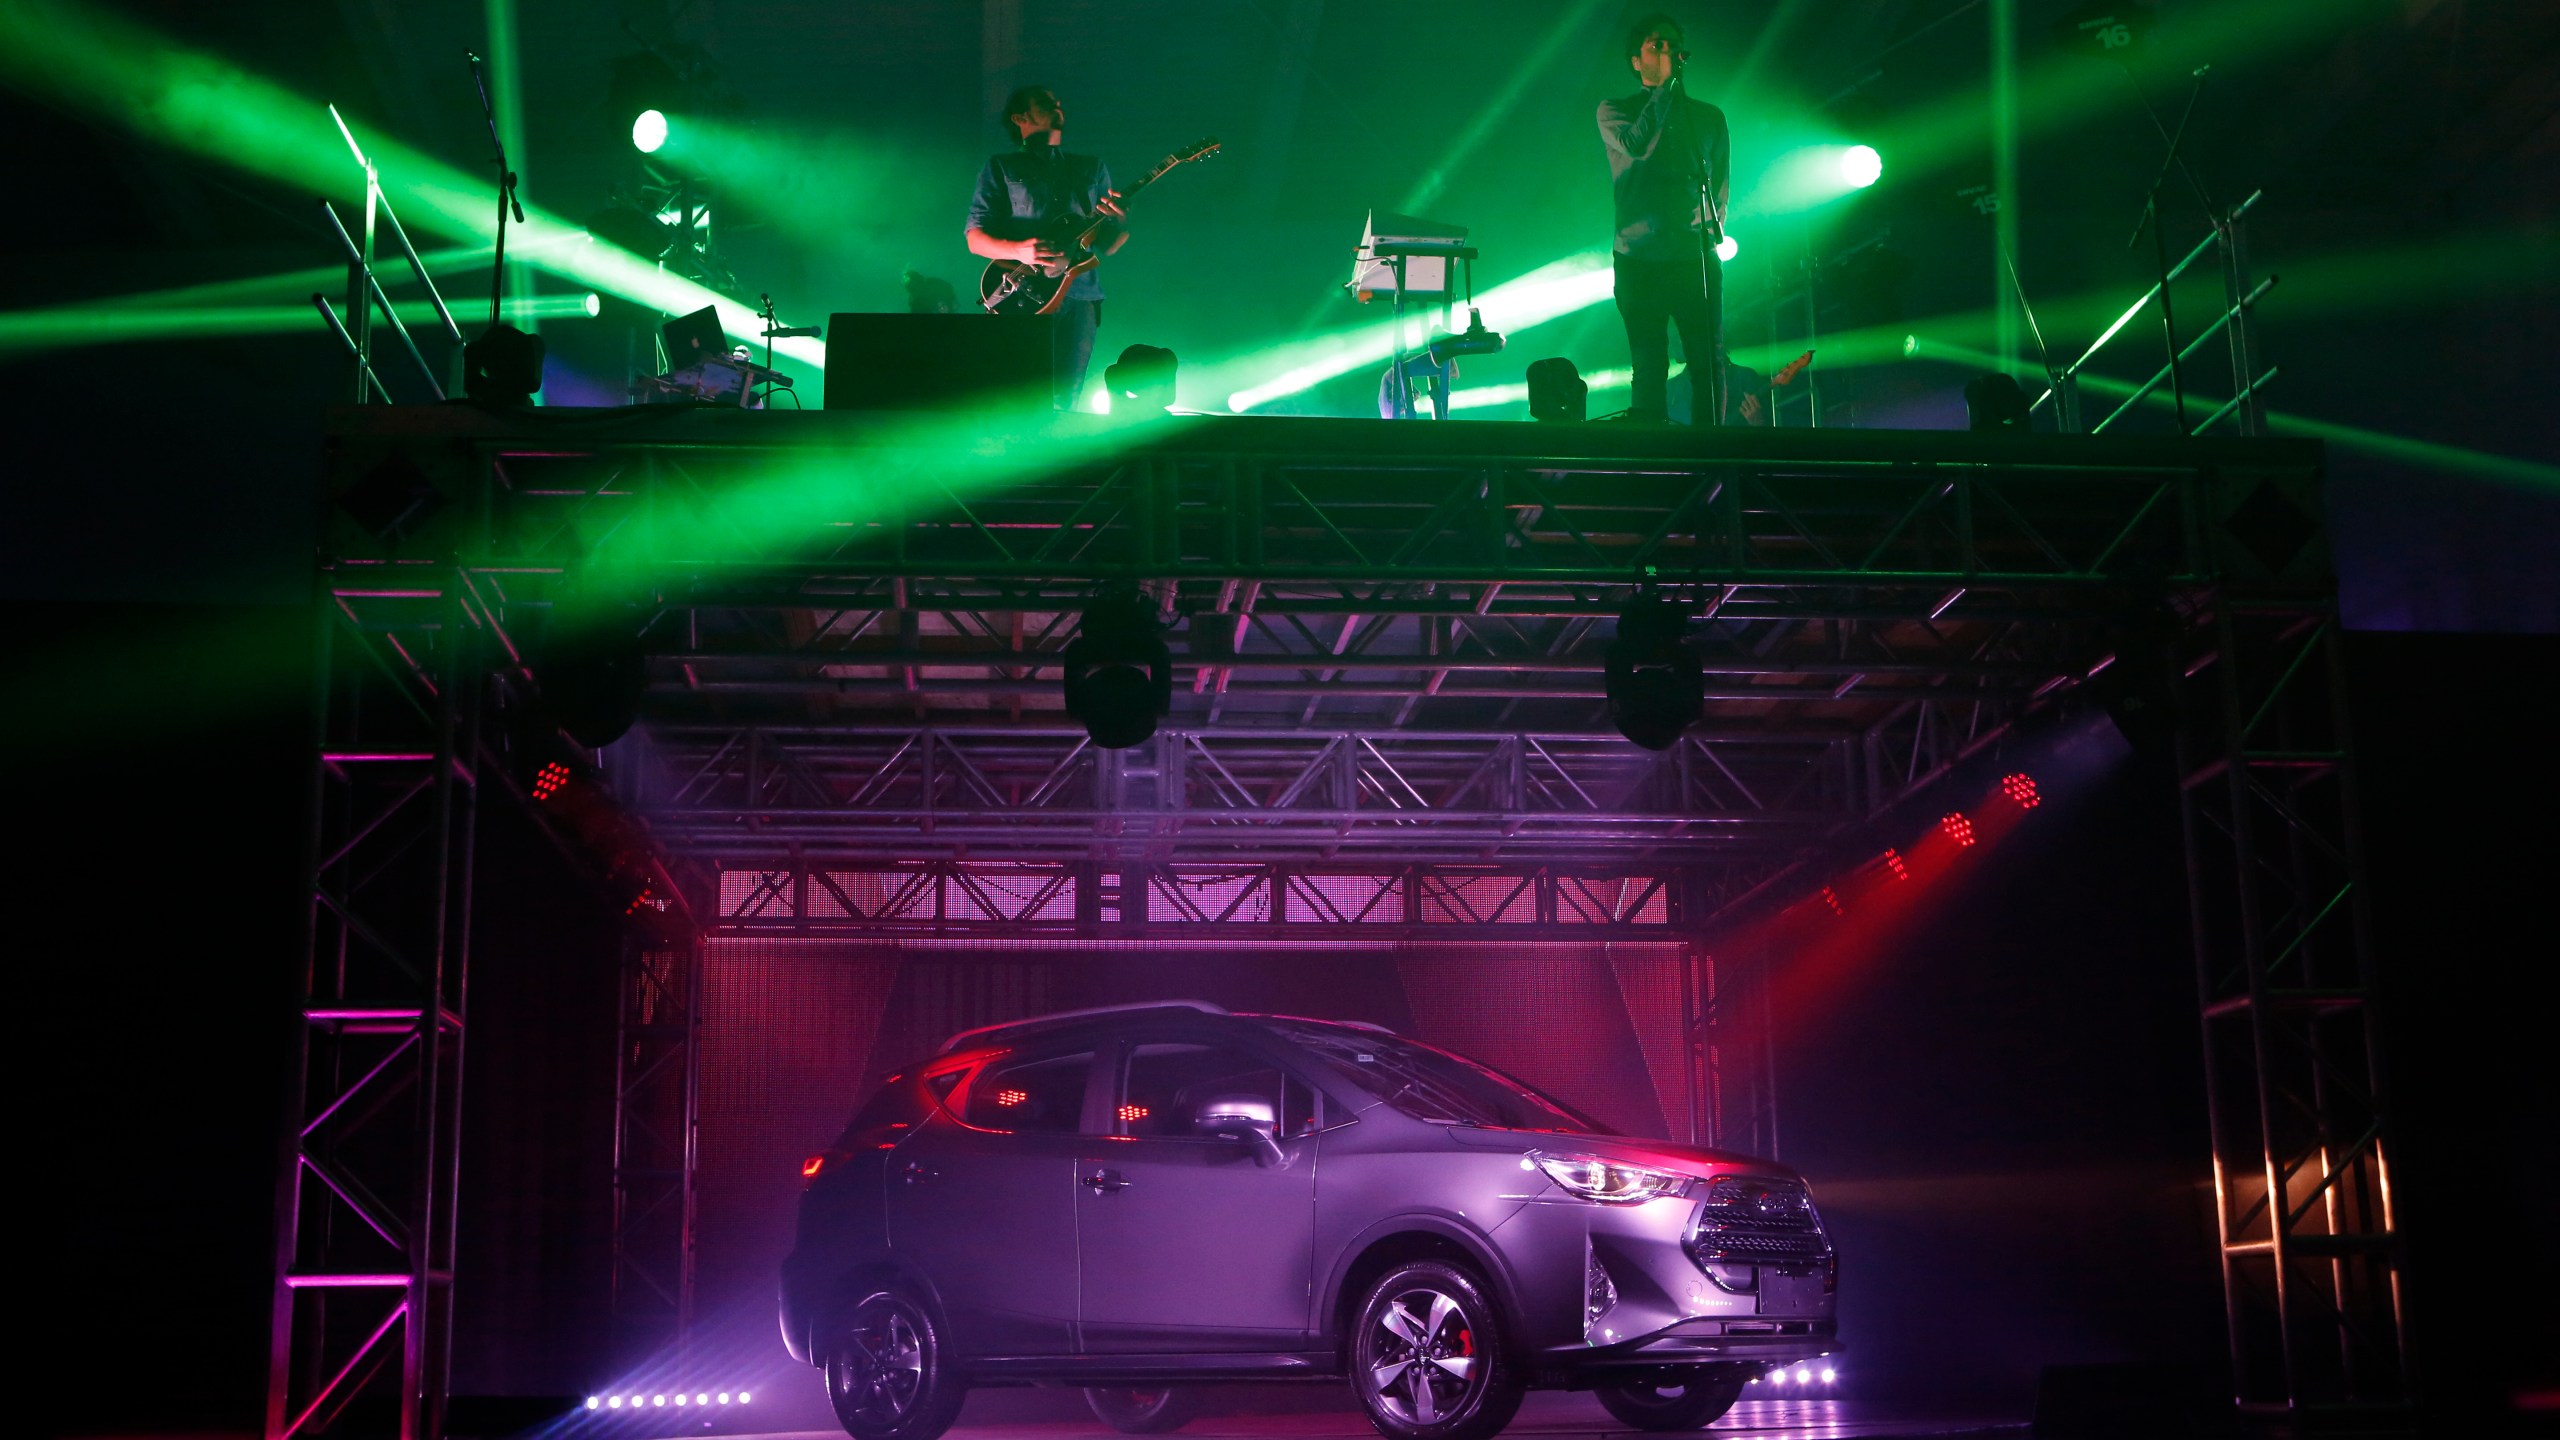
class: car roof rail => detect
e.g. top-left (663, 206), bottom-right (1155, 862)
top-left (936, 1000), bottom-right (1232, 1054)
top-left (1252, 1012), bottom-right (1398, 1035)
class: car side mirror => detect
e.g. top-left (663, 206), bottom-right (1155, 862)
top-left (1193, 1093), bottom-right (1286, 1167)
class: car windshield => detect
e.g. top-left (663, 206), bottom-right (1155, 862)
top-left (1269, 1023), bottom-right (1616, 1134)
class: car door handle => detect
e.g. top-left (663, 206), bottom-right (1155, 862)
top-left (1080, 1169), bottom-right (1130, 1194)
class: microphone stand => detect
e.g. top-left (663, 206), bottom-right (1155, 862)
top-left (1667, 60), bottom-right (1730, 424)
top-left (466, 49), bottom-right (525, 330)
top-left (2124, 66), bottom-right (2207, 434)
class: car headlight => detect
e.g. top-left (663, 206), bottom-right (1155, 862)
top-left (1531, 1152), bottom-right (1693, 1205)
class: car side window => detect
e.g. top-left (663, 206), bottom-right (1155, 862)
top-left (1117, 1042), bottom-right (1319, 1140)
top-left (961, 1048), bottom-right (1095, 1134)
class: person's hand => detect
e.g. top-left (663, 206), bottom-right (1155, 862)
top-left (1094, 189), bottom-right (1126, 220)
top-left (1018, 238), bottom-right (1064, 266)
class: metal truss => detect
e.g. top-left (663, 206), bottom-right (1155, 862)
top-left (269, 577), bottom-right (485, 1440)
top-left (303, 407), bottom-right (2373, 1430)
top-left (1692, 951), bottom-right (1782, 1160)
top-left (2178, 585), bottom-right (2411, 1416)
top-left (701, 855), bottom-right (1719, 939)
top-left (623, 702), bottom-right (2023, 867)
top-left (610, 938), bottom-right (700, 1358)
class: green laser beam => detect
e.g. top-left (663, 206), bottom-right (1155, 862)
top-left (0, 294), bottom-right (598, 354)
top-left (1880, 0), bottom-right (2381, 182)
top-left (1217, 251), bottom-right (1618, 411)
top-left (1398, 0), bottom-right (1607, 218)
top-left (1915, 337), bottom-right (2559, 494)
top-left (0, 0), bottom-right (822, 376)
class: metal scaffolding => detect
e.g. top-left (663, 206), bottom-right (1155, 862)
top-left (2176, 495), bottom-right (2411, 1416)
top-left (610, 937), bottom-right (701, 1360)
top-left (269, 578), bottom-right (484, 1440)
top-left (286, 406), bottom-right (2395, 1429)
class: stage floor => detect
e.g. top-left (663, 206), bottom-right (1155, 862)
top-left (634, 1393), bottom-right (2025, 1440)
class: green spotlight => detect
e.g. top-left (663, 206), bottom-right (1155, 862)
top-left (1840, 145), bottom-right (1882, 188)
top-left (584, 291), bottom-right (601, 317)
top-left (1715, 234), bottom-right (1739, 263)
top-left (632, 109), bottom-right (668, 154)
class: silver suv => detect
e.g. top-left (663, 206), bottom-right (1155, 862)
top-left (780, 1003), bottom-right (1837, 1440)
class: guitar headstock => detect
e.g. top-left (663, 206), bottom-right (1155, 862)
top-left (1151, 137), bottom-right (1221, 176)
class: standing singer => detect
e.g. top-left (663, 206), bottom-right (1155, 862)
top-left (1597, 13), bottom-right (1730, 425)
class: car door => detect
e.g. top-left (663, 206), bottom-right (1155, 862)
top-left (1075, 1036), bottom-right (1321, 1352)
top-left (885, 1041), bottom-right (1099, 1357)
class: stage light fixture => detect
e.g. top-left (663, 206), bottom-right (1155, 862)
top-left (541, 597), bottom-right (652, 749)
top-left (1603, 594), bottom-right (1703, 751)
top-left (1840, 145), bottom-right (1884, 188)
top-left (1964, 371), bottom-right (2032, 431)
top-left (1714, 233), bottom-right (1739, 262)
top-left (2001, 773), bottom-right (2041, 808)
top-left (1883, 848), bottom-right (1908, 881)
top-left (1942, 812), bottom-right (1976, 847)
top-left (1062, 588), bottom-right (1173, 750)
top-left (463, 321), bottom-right (545, 406)
top-left (1105, 343), bottom-right (1179, 416)
top-left (1526, 358), bottom-right (1586, 422)
top-left (632, 108), bottom-right (668, 154)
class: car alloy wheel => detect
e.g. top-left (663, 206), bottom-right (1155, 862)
top-left (1083, 1385), bottom-right (1198, 1433)
top-left (824, 1290), bottom-right (967, 1440)
top-left (1350, 1261), bottom-right (1523, 1440)
top-left (1592, 1371), bottom-right (1745, 1430)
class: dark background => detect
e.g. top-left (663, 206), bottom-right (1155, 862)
top-left (11, 1), bottom-right (2556, 1435)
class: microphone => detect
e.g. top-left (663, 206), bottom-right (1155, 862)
top-left (465, 48), bottom-right (483, 65)
top-left (2192, 63), bottom-right (2211, 77)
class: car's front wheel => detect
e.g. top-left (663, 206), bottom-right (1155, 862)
top-left (1591, 1371), bottom-right (1745, 1430)
top-left (1349, 1260), bottom-right (1525, 1440)
top-left (1083, 1386), bottom-right (1197, 1433)
top-left (822, 1289), bottom-right (969, 1440)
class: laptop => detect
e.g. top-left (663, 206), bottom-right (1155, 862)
top-left (660, 305), bottom-right (731, 371)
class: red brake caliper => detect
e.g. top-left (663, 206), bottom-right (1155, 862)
top-left (1457, 1327), bottom-right (1474, 1356)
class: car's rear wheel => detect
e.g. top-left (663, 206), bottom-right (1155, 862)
top-left (1083, 1386), bottom-right (1198, 1433)
top-left (1349, 1260), bottom-right (1525, 1440)
top-left (1591, 1371), bottom-right (1745, 1430)
top-left (823, 1289), bottom-right (969, 1440)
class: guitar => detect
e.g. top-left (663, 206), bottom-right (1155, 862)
top-left (979, 137), bottom-right (1220, 316)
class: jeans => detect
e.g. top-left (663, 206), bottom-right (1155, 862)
top-left (1051, 298), bottom-right (1100, 410)
top-left (1613, 251), bottom-right (1724, 424)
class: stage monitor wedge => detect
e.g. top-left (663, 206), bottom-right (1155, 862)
top-left (824, 312), bottom-right (1051, 415)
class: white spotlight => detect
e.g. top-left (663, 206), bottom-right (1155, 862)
top-left (652, 1394), bottom-right (667, 1406)
top-left (739, 1392), bottom-right (752, 1404)
top-left (696, 1394), bottom-right (709, 1405)
top-left (604, 1397), bottom-right (619, 1410)
top-left (1820, 1367), bottom-right (1837, 1383)
top-left (674, 1394), bottom-right (688, 1407)
top-left (1840, 145), bottom-right (1883, 188)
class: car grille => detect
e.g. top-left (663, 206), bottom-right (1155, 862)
top-left (1687, 1175), bottom-right (1830, 1266)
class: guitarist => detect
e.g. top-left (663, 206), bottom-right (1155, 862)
top-left (965, 85), bottom-right (1126, 410)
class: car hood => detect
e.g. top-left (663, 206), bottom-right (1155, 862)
top-left (1447, 1125), bottom-right (1804, 1181)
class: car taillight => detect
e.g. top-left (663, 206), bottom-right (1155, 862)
top-left (802, 1155), bottom-right (826, 1178)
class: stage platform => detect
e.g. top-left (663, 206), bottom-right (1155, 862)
top-left (596, 1393), bottom-right (2025, 1440)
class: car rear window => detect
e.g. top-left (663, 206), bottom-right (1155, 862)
top-left (961, 1049), bottom-right (1095, 1133)
top-left (836, 1070), bottom-right (959, 1148)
